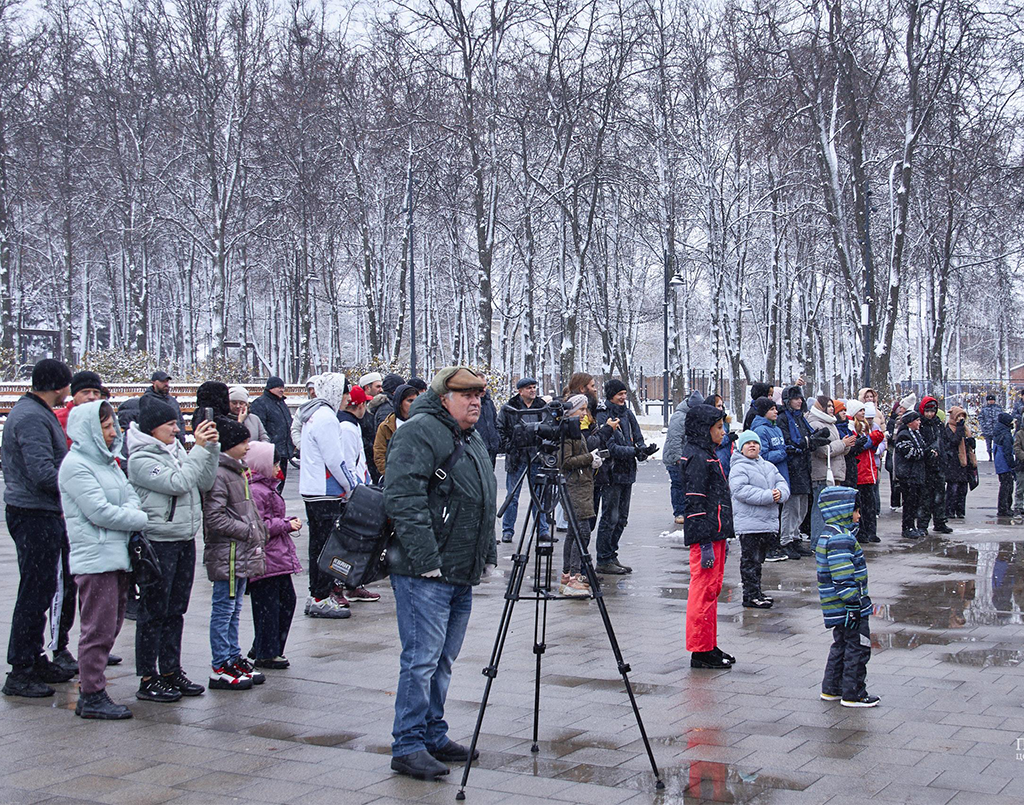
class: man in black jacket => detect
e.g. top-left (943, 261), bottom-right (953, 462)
top-left (894, 412), bottom-right (928, 538)
top-left (476, 389), bottom-right (500, 466)
top-left (142, 371), bottom-right (185, 445)
top-left (917, 396), bottom-right (953, 534)
top-left (2, 359), bottom-right (78, 698)
top-left (250, 376), bottom-right (294, 491)
top-left (593, 379), bottom-right (657, 574)
top-left (496, 378), bottom-right (547, 542)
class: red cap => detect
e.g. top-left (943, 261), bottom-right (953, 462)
top-left (348, 386), bottom-right (371, 405)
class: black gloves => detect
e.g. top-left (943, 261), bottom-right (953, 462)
top-left (635, 443), bottom-right (659, 460)
top-left (728, 431), bottom-right (739, 443)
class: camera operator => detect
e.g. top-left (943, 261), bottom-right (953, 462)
top-left (593, 379), bottom-right (657, 575)
top-left (496, 378), bottom-right (548, 543)
top-left (383, 366), bottom-right (497, 781)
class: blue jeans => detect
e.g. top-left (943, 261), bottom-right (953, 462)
top-left (210, 578), bottom-right (246, 668)
top-left (666, 464), bottom-right (685, 516)
top-left (391, 574), bottom-right (473, 758)
top-left (502, 463), bottom-right (549, 538)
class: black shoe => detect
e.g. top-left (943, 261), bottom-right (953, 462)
top-left (764, 548), bottom-right (788, 562)
top-left (2, 673), bottom-right (54, 698)
top-left (690, 651), bottom-right (731, 669)
top-left (617, 562), bottom-right (633, 573)
top-left (783, 544), bottom-right (803, 560)
top-left (107, 654), bottom-right (123, 667)
top-left (865, 535), bottom-right (881, 543)
top-left (162, 669), bottom-right (205, 696)
top-left (52, 648), bottom-right (79, 675)
top-left (253, 657), bottom-right (290, 670)
top-left (136, 676), bottom-right (183, 702)
top-left (712, 646), bottom-right (736, 664)
top-left (933, 523), bottom-right (953, 534)
top-left (841, 693), bottom-right (880, 708)
top-left (429, 740), bottom-right (480, 763)
top-left (595, 562), bottom-right (629, 575)
top-left (911, 528), bottom-right (928, 538)
top-left (501, 534), bottom-right (513, 544)
top-left (794, 541), bottom-right (815, 557)
top-left (125, 598), bottom-right (138, 621)
top-left (36, 659), bottom-right (75, 684)
top-left (743, 596), bottom-right (772, 609)
top-left (391, 750), bottom-right (450, 780)
top-left (76, 690), bottom-right (133, 720)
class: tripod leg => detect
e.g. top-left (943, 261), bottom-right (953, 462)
top-left (558, 481), bottom-right (665, 791)
top-left (530, 483), bottom-right (556, 753)
top-left (456, 513), bottom-right (538, 801)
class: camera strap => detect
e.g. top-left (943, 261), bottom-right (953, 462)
top-left (431, 438), bottom-right (467, 501)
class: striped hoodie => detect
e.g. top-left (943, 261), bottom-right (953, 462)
top-left (815, 486), bottom-right (872, 628)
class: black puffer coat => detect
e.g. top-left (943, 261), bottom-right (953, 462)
top-left (595, 400), bottom-right (647, 485)
top-left (893, 425), bottom-right (927, 486)
top-left (249, 390), bottom-right (294, 463)
top-left (680, 404), bottom-right (734, 547)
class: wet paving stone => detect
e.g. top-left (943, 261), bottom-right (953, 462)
top-left (3, 464), bottom-right (1024, 802)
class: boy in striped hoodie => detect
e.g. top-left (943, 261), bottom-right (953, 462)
top-left (815, 486), bottom-right (878, 708)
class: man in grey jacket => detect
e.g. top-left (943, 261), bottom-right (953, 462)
top-left (2, 359), bottom-right (76, 698)
top-left (664, 391), bottom-right (706, 524)
top-left (127, 395), bottom-right (220, 702)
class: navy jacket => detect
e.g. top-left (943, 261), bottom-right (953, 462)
top-left (680, 404), bottom-right (734, 546)
top-left (595, 400), bottom-right (647, 485)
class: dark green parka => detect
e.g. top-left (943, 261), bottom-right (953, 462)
top-left (383, 390), bottom-right (497, 585)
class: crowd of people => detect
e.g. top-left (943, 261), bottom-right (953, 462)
top-left (3, 357), bottom-right (1023, 777)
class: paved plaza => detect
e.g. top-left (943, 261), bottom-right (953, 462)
top-left (2, 459), bottom-right (1024, 804)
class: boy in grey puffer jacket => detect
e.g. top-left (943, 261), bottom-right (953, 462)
top-left (730, 431), bottom-right (790, 609)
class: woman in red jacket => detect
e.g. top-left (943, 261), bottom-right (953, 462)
top-left (847, 401), bottom-right (885, 543)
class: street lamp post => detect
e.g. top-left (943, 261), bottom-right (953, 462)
top-left (663, 259), bottom-right (685, 428)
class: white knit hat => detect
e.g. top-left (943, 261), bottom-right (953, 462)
top-left (228, 384), bottom-right (249, 403)
top-left (358, 372), bottom-right (383, 388)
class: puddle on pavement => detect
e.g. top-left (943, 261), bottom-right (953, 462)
top-left (871, 631), bottom-right (969, 649)
top-left (555, 762), bottom-right (639, 787)
top-left (544, 674), bottom-right (677, 697)
top-left (943, 648), bottom-right (1024, 668)
top-left (623, 762), bottom-right (810, 802)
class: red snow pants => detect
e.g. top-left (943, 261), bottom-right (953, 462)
top-left (686, 541), bottom-right (726, 652)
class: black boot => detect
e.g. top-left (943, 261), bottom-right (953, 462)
top-left (76, 690), bottom-right (133, 720)
top-left (712, 646), bottom-right (736, 664)
top-left (690, 651), bottom-right (731, 669)
top-left (52, 648), bottom-right (79, 675)
top-left (2, 672), bottom-right (54, 698)
top-left (429, 740), bottom-right (480, 762)
top-left (391, 750), bottom-right (450, 780)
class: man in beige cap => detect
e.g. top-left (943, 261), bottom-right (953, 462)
top-left (383, 366), bottom-right (496, 780)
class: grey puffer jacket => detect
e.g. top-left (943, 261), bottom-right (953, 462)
top-left (663, 390), bottom-right (705, 467)
top-left (729, 454), bottom-right (790, 534)
top-left (202, 454), bottom-right (267, 583)
top-left (127, 424), bottom-right (220, 541)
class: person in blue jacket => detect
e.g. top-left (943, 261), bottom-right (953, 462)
top-left (993, 413), bottom-right (1016, 517)
top-left (751, 396), bottom-right (789, 562)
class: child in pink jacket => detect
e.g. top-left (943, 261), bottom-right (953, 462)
top-left (246, 442), bottom-right (303, 669)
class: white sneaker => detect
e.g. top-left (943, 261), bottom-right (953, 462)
top-left (561, 578), bottom-right (590, 598)
top-left (304, 596), bottom-right (313, 615)
top-left (306, 597), bottom-right (352, 619)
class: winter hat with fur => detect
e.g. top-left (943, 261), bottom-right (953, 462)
top-left (32, 358), bottom-right (73, 392)
top-left (196, 381), bottom-right (231, 417)
top-left (314, 373), bottom-right (349, 412)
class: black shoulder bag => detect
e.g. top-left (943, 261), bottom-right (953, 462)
top-left (317, 438), bottom-right (467, 588)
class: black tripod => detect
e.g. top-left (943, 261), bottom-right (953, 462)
top-left (455, 450), bottom-right (664, 800)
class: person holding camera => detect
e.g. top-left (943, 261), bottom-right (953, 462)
top-left (558, 394), bottom-right (603, 597)
top-left (383, 366), bottom-right (497, 781)
top-left (594, 380), bottom-right (657, 575)
top-left (496, 377), bottom-right (548, 543)
top-left (127, 395), bottom-right (220, 702)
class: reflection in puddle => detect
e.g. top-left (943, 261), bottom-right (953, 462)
top-left (943, 648), bottom-right (1024, 668)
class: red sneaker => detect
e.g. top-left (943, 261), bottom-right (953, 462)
top-left (347, 586), bottom-right (381, 603)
